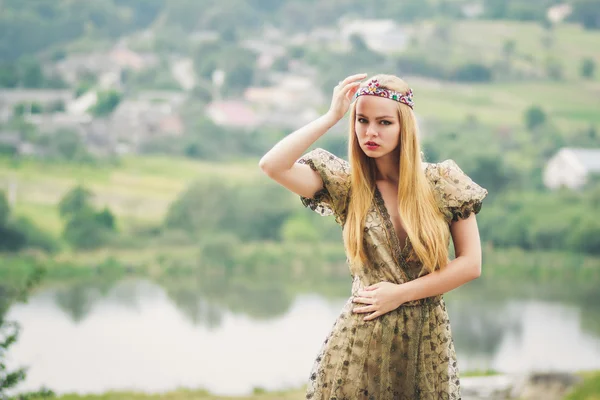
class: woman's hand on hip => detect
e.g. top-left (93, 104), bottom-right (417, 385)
top-left (326, 73), bottom-right (367, 121)
top-left (352, 281), bottom-right (405, 321)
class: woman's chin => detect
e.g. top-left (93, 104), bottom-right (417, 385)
top-left (362, 146), bottom-right (382, 156)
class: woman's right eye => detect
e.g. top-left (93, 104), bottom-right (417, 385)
top-left (357, 118), bottom-right (367, 123)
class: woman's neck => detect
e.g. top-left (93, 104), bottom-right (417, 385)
top-left (374, 153), bottom-right (400, 183)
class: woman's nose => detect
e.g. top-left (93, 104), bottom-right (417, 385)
top-left (366, 124), bottom-right (378, 137)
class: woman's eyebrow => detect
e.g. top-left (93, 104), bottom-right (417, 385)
top-left (356, 113), bottom-right (395, 120)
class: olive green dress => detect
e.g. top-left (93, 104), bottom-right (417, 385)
top-left (297, 148), bottom-right (487, 400)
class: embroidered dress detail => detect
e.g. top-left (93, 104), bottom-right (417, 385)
top-left (297, 148), bottom-right (487, 399)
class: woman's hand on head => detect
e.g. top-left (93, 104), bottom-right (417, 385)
top-left (352, 281), bottom-right (405, 321)
top-left (326, 73), bottom-right (367, 122)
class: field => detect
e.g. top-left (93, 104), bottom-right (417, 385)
top-left (0, 156), bottom-right (261, 235)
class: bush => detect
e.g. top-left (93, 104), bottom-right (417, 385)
top-left (396, 52), bottom-right (447, 80)
top-left (581, 57), bottom-right (596, 79)
top-left (524, 106), bottom-right (547, 131)
top-left (59, 186), bottom-right (118, 250)
top-left (568, 219), bottom-right (600, 255)
top-left (165, 179), bottom-right (295, 241)
top-left (89, 90), bottom-right (122, 117)
top-left (452, 63), bottom-right (493, 82)
top-left (10, 217), bottom-right (60, 253)
top-left (63, 209), bottom-right (113, 250)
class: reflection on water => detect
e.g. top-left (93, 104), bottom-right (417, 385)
top-left (6, 276), bottom-right (600, 396)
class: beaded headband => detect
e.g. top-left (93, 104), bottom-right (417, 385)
top-left (354, 79), bottom-right (414, 109)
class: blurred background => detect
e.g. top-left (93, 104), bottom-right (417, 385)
top-left (0, 0), bottom-right (599, 399)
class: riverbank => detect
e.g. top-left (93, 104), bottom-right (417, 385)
top-left (30, 371), bottom-right (600, 399)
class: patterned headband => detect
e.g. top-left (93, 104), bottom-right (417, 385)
top-left (354, 79), bottom-right (414, 109)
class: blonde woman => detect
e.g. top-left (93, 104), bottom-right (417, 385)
top-left (259, 73), bottom-right (487, 399)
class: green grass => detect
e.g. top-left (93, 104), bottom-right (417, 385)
top-left (405, 20), bottom-right (600, 130)
top-left (0, 155), bottom-right (262, 234)
top-left (39, 371), bottom-right (600, 399)
top-left (412, 79), bottom-right (600, 130)
top-left (565, 371), bottom-right (600, 400)
top-left (421, 20), bottom-right (600, 82)
top-left (38, 388), bottom-right (306, 400)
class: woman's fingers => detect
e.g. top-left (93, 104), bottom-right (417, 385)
top-left (353, 305), bottom-right (375, 313)
top-left (364, 311), bottom-right (383, 321)
top-left (340, 73), bottom-right (367, 87)
top-left (352, 296), bottom-right (374, 304)
top-left (345, 82), bottom-right (361, 100)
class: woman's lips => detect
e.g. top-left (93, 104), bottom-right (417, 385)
top-left (365, 142), bottom-right (379, 150)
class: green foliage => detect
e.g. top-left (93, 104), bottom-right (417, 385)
top-left (0, 260), bottom-right (53, 398)
top-left (0, 1), bottom-right (162, 61)
top-left (89, 90), bottom-right (122, 117)
top-left (0, 191), bottom-right (57, 253)
top-left (483, 0), bottom-right (556, 21)
top-left (35, 129), bottom-right (90, 162)
top-left (11, 217), bottom-right (60, 253)
top-left (571, 0), bottom-right (600, 29)
top-left (165, 179), bottom-right (295, 241)
top-left (59, 186), bottom-right (117, 250)
top-left (59, 186), bottom-right (93, 218)
top-left (478, 189), bottom-right (600, 255)
top-left (453, 63), bottom-right (494, 82)
top-left (568, 219), bottom-right (600, 255)
top-left (0, 191), bottom-right (8, 226)
top-left (564, 371), bottom-right (600, 400)
top-left (524, 106), bottom-right (547, 131)
top-left (63, 209), bottom-right (112, 250)
top-left (0, 63), bottom-right (19, 88)
top-left (281, 213), bottom-right (320, 243)
top-left (581, 57), bottom-right (596, 79)
top-left (193, 41), bottom-right (257, 95)
top-left (0, 59), bottom-right (67, 89)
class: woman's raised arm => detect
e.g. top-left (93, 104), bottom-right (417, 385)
top-left (258, 73), bottom-right (366, 199)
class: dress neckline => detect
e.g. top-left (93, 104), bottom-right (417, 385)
top-left (373, 186), bottom-right (411, 260)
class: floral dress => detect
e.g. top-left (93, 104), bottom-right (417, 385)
top-left (297, 148), bottom-right (488, 400)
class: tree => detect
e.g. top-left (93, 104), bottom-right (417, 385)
top-left (581, 57), bottom-right (596, 79)
top-left (453, 63), bottom-right (493, 82)
top-left (89, 90), bottom-right (122, 117)
top-left (0, 265), bottom-right (53, 398)
top-left (0, 191), bottom-right (8, 226)
top-left (59, 186), bottom-right (93, 218)
top-left (63, 209), bottom-right (112, 250)
top-left (0, 64), bottom-right (19, 88)
top-left (59, 186), bottom-right (117, 250)
top-left (524, 106), bottom-right (547, 131)
top-left (571, 0), bottom-right (600, 29)
top-left (19, 59), bottom-right (45, 88)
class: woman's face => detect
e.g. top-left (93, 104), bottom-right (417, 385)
top-left (354, 95), bottom-right (401, 158)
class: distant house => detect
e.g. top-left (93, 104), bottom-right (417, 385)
top-left (339, 19), bottom-right (408, 53)
top-left (544, 147), bottom-right (600, 190)
top-left (205, 100), bottom-right (261, 130)
top-left (245, 74), bottom-right (325, 110)
top-left (547, 3), bottom-right (572, 24)
top-left (110, 97), bottom-right (185, 152)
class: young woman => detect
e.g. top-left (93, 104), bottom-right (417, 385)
top-left (259, 73), bottom-right (487, 399)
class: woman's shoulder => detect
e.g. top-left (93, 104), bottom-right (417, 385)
top-left (298, 148), bottom-right (350, 173)
top-left (423, 159), bottom-right (488, 221)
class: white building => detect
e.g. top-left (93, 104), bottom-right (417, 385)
top-left (544, 147), bottom-right (600, 190)
top-left (339, 19), bottom-right (408, 53)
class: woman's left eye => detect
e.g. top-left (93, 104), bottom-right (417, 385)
top-left (380, 120), bottom-right (391, 125)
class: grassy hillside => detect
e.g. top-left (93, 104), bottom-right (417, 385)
top-left (0, 156), bottom-right (260, 235)
top-left (413, 79), bottom-right (600, 130)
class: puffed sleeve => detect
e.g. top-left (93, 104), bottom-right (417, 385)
top-left (297, 148), bottom-right (351, 225)
top-left (426, 160), bottom-right (488, 222)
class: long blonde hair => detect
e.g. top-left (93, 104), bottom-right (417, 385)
top-left (343, 74), bottom-right (449, 274)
